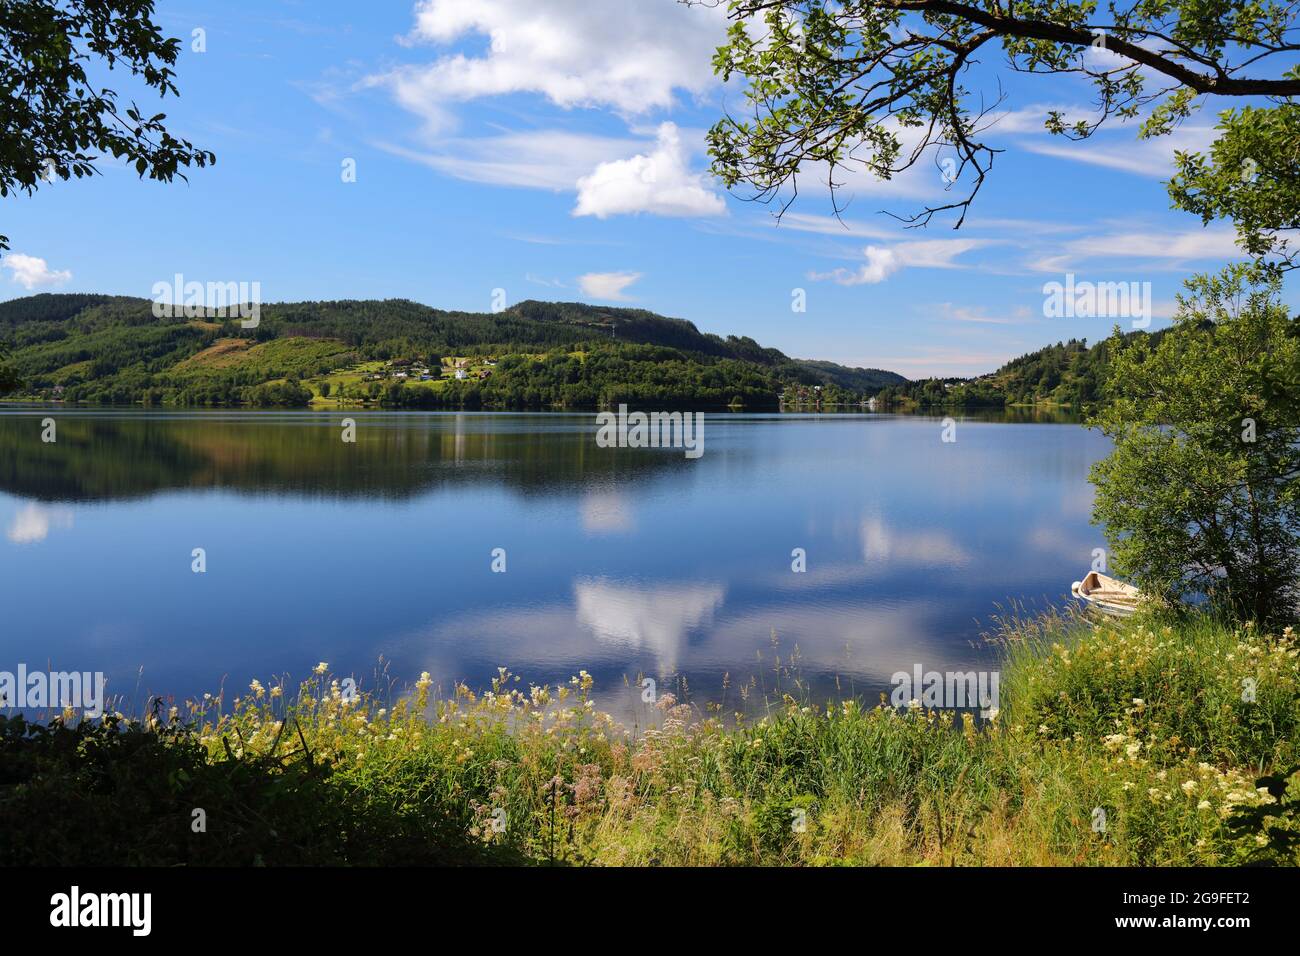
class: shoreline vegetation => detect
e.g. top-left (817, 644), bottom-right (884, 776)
top-left (3, 609), bottom-right (1297, 866)
top-left (0, 294), bottom-right (1109, 412)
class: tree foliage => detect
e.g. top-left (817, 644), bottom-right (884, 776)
top-left (0, 0), bottom-right (214, 249)
top-left (0, 338), bottom-right (18, 392)
top-left (0, 294), bottom-right (906, 407)
top-left (1090, 264), bottom-right (1300, 623)
top-left (704, 0), bottom-right (1300, 258)
top-left (1169, 99), bottom-right (1300, 262)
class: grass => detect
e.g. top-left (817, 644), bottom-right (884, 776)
top-left (171, 337), bottom-right (355, 380)
top-left (2, 611), bottom-right (1297, 866)
top-left (170, 337), bottom-right (253, 371)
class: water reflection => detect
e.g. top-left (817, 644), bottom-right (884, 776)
top-left (0, 408), bottom-right (1112, 716)
top-left (0, 410), bottom-right (685, 502)
top-left (859, 516), bottom-right (971, 569)
top-left (580, 490), bottom-right (636, 534)
top-left (6, 502), bottom-right (74, 544)
top-left (575, 578), bottom-right (726, 674)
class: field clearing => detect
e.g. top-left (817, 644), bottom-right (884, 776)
top-left (171, 338), bottom-right (252, 371)
top-left (172, 337), bottom-right (356, 381)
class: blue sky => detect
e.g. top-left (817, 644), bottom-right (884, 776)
top-left (0, 0), bottom-right (1271, 377)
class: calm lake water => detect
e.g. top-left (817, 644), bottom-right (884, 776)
top-left (0, 407), bottom-right (1108, 720)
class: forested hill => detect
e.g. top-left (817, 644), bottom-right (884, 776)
top-left (0, 293), bottom-right (905, 408)
top-left (874, 333), bottom-right (1170, 410)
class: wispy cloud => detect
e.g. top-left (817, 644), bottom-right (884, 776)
top-left (1026, 225), bottom-right (1242, 272)
top-left (1020, 124), bottom-right (1218, 178)
top-left (861, 347), bottom-right (1027, 378)
top-left (935, 302), bottom-right (1032, 325)
top-left (501, 232), bottom-right (622, 247)
top-left (375, 130), bottom-right (638, 190)
top-left (770, 212), bottom-right (896, 240)
top-left (809, 238), bottom-right (991, 285)
top-left (377, 121), bottom-right (726, 220)
top-left (861, 516), bottom-right (972, 569)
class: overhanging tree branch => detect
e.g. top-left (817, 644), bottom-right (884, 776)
top-left (702, 0), bottom-right (1300, 256)
top-left (885, 0), bottom-right (1300, 96)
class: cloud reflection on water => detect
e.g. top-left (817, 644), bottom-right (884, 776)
top-left (6, 503), bottom-right (74, 544)
top-left (574, 577), bottom-right (725, 673)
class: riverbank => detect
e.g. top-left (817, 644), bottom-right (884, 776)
top-left (2, 611), bottom-right (1296, 866)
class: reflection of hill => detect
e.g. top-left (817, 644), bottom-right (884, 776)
top-left (0, 412), bottom-right (688, 502)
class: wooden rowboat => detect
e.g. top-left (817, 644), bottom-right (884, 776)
top-left (1071, 571), bottom-right (1142, 617)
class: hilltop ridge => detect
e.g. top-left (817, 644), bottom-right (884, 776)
top-left (0, 293), bottom-right (905, 408)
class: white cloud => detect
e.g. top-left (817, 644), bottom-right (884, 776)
top-left (573, 123), bottom-right (726, 219)
top-left (578, 271), bottom-right (642, 301)
top-left (3, 253), bottom-right (71, 290)
top-left (376, 130), bottom-right (639, 189)
top-left (831, 245), bottom-right (902, 283)
top-left (377, 0), bottom-right (725, 126)
top-left (810, 238), bottom-right (989, 285)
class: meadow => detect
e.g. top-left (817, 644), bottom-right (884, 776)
top-left (2, 610), bottom-right (1297, 866)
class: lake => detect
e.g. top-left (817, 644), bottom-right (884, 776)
top-left (0, 407), bottom-right (1109, 722)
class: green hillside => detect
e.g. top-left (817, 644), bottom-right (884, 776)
top-left (873, 332), bottom-right (1171, 410)
top-left (0, 294), bottom-right (906, 409)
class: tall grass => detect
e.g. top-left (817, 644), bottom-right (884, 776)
top-left (2, 613), bottom-right (1297, 866)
